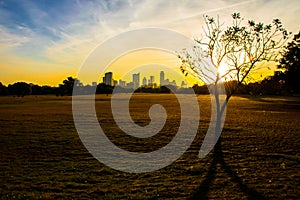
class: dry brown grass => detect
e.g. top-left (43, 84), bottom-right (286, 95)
top-left (0, 94), bottom-right (299, 199)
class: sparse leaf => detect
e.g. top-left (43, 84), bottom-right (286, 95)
top-left (248, 20), bottom-right (255, 27)
top-left (177, 13), bottom-right (290, 99)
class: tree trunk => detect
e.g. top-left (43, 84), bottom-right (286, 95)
top-left (213, 137), bottom-right (222, 158)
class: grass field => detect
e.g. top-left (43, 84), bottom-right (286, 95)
top-left (0, 94), bottom-right (299, 199)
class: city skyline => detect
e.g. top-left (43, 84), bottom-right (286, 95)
top-left (101, 70), bottom-right (187, 89)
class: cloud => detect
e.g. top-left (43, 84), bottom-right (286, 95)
top-left (240, 0), bottom-right (300, 32)
top-left (44, 0), bottom-right (137, 66)
top-left (0, 25), bottom-right (30, 48)
top-left (0, 0), bottom-right (299, 85)
top-left (44, 0), bottom-right (236, 66)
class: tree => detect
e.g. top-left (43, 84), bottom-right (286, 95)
top-left (8, 82), bottom-right (32, 97)
top-left (96, 83), bottom-right (113, 95)
top-left (0, 82), bottom-right (8, 95)
top-left (31, 84), bottom-right (42, 95)
top-left (278, 31), bottom-right (300, 93)
top-left (58, 77), bottom-right (81, 96)
top-left (41, 86), bottom-right (57, 95)
top-left (192, 84), bottom-right (209, 94)
top-left (178, 13), bottom-right (290, 156)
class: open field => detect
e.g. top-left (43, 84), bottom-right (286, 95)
top-left (0, 94), bottom-right (300, 199)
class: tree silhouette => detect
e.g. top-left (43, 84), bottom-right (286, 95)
top-left (8, 82), bottom-right (32, 97)
top-left (179, 13), bottom-right (290, 145)
top-left (58, 77), bottom-right (81, 96)
top-left (278, 31), bottom-right (300, 93)
top-left (96, 83), bottom-right (113, 95)
top-left (0, 82), bottom-right (8, 95)
top-left (180, 13), bottom-right (290, 101)
top-left (178, 13), bottom-right (290, 198)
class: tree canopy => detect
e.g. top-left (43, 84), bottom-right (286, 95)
top-left (179, 13), bottom-right (291, 100)
top-left (278, 31), bottom-right (300, 93)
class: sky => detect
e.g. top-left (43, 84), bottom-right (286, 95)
top-left (0, 0), bottom-right (299, 86)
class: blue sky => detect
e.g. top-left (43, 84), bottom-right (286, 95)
top-left (0, 0), bottom-right (299, 85)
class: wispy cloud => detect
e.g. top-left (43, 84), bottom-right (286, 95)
top-left (0, 0), bottom-right (299, 85)
top-left (0, 25), bottom-right (30, 48)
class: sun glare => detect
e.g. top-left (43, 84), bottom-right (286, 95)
top-left (218, 63), bottom-right (229, 78)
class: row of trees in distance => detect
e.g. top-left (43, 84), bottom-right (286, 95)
top-left (0, 67), bottom-right (298, 97)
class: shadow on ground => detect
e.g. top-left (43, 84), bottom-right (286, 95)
top-left (189, 139), bottom-right (266, 200)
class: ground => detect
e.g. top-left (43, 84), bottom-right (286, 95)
top-left (0, 94), bottom-right (299, 199)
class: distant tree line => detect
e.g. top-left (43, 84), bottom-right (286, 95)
top-left (0, 70), bottom-right (298, 97)
top-left (0, 81), bottom-right (57, 97)
top-left (0, 72), bottom-right (297, 97)
top-left (0, 77), bottom-right (206, 96)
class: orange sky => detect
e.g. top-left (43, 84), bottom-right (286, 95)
top-left (0, 0), bottom-right (299, 86)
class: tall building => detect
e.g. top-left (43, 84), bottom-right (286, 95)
top-left (126, 82), bottom-right (134, 88)
top-left (165, 78), bottom-right (170, 85)
top-left (92, 82), bottom-right (97, 87)
top-left (142, 77), bottom-right (147, 86)
top-left (103, 72), bottom-right (113, 86)
top-left (160, 71), bottom-right (165, 86)
top-left (150, 76), bottom-right (155, 85)
top-left (148, 76), bottom-right (155, 88)
top-left (170, 80), bottom-right (177, 86)
top-left (113, 80), bottom-right (118, 86)
top-left (181, 81), bottom-right (187, 88)
top-left (119, 79), bottom-right (126, 87)
top-left (132, 73), bottom-right (140, 89)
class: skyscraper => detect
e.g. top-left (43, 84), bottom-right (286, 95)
top-left (142, 77), bottom-right (147, 86)
top-left (160, 71), bottom-right (165, 86)
top-left (119, 79), bottom-right (126, 87)
top-left (170, 80), bottom-right (176, 86)
top-left (103, 72), bottom-right (113, 85)
top-left (148, 76), bottom-right (155, 88)
top-left (92, 82), bottom-right (97, 87)
top-left (150, 76), bottom-right (155, 84)
top-left (132, 73), bottom-right (140, 89)
top-left (181, 81), bottom-right (187, 88)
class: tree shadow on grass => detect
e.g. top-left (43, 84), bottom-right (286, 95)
top-left (189, 139), bottom-right (266, 200)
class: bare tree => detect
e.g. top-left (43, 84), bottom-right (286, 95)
top-left (178, 13), bottom-right (290, 156)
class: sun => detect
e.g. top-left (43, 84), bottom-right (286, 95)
top-left (218, 63), bottom-right (229, 78)
top-left (217, 62), bottom-right (236, 82)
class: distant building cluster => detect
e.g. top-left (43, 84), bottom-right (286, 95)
top-left (100, 71), bottom-right (187, 89)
